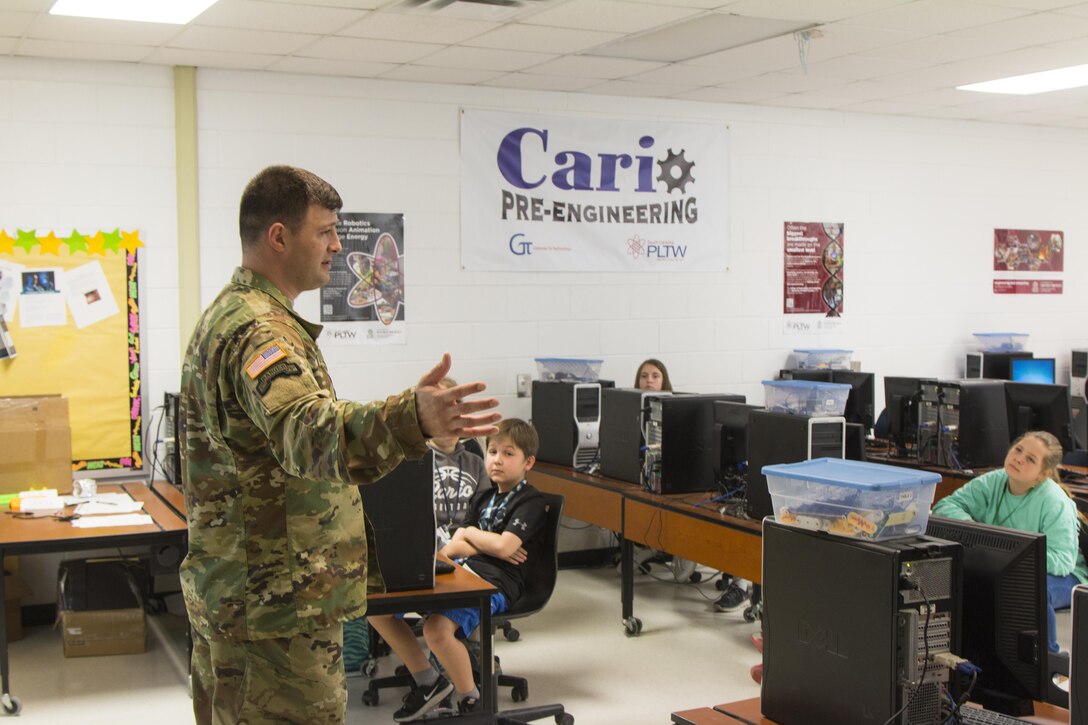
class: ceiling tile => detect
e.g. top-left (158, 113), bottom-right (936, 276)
top-left (797, 54), bottom-right (931, 81)
top-left (275, 0), bottom-right (391, 7)
top-left (841, 0), bottom-right (1028, 33)
top-left (296, 35), bottom-right (443, 63)
top-left (380, 64), bottom-right (506, 84)
top-left (337, 11), bottom-right (497, 43)
top-left (145, 47), bottom-right (280, 69)
top-left (802, 23), bottom-right (929, 63)
top-left (168, 26), bottom-right (319, 54)
top-left (860, 33), bottom-right (1006, 65)
top-left (685, 33), bottom-right (800, 72)
top-left (412, 45), bottom-right (556, 71)
top-left (0, 0), bottom-right (54, 10)
top-left (0, 36), bottom-right (14, 52)
top-left (524, 54), bottom-right (665, 79)
top-left (626, 62), bottom-right (762, 86)
top-left (619, 0), bottom-right (735, 9)
top-left (839, 98), bottom-right (944, 115)
top-left (0, 10), bottom-right (34, 37)
top-left (968, 0), bottom-right (1086, 10)
top-left (479, 72), bottom-right (603, 92)
top-left (463, 23), bottom-right (621, 53)
top-left (947, 10), bottom-right (1088, 46)
top-left (717, 0), bottom-right (913, 24)
top-left (521, 0), bottom-right (700, 34)
top-left (16, 37), bottom-right (153, 62)
top-left (268, 55), bottom-right (395, 77)
top-left (194, 0), bottom-right (368, 34)
top-left (672, 85), bottom-right (787, 103)
top-left (582, 78), bottom-right (699, 97)
top-left (25, 14), bottom-right (181, 45)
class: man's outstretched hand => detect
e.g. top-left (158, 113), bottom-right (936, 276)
top-left (416, 353), bottom-right (501, 439)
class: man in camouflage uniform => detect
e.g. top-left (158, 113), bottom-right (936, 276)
top-left (180, 165), bottom-right (499, 724)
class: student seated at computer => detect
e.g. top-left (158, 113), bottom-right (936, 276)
top-left (367, 419), bottom-right (548, 721)
top-left (932, 431), bottom-right (1088, 653)
top-left (635, 357), bottom-right (672, 392)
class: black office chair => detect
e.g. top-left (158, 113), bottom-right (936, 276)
top-left (362, 493), bottom-right (573, 724)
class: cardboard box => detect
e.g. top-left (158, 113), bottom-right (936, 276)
top-left (61, 608), bottom-right (146, 657)
top-left (0, 395), bottom-right (73, 496)
top-left (57, 558), bottom-right (147, 658)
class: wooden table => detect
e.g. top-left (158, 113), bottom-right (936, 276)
top-left (697, 696), bottom-right (1070, 724)
top-left (0, 481), bottom-right (189, 715)
top-left (528, 463), bottom-right (762, 636)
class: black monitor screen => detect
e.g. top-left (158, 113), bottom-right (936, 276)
top-left (1010, 358), bottom-right (1056, 385)
top-left (1004, 382), bottom-right (1074, 452)
top-left (926, 516), bottom-right (1047, 713)
top-left (712, 401), bottom-right (760, 480)
top-left (831, 370), bottom-right (875, 430)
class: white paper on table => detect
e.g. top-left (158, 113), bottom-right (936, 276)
top-left (71, 513), bottom-right (154, 528)
top-left (63, 261), bottom-right (120, 329)
top-left (18, 267), bottom-right (66, 327)
top-left (63, 492), bottom-right (135, 506)
top-left (0, 260), bottom-right (23, 323)
top-left (74, 501), bottom-right (145, 515)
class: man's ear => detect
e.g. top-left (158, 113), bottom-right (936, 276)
top-left (267, 222), bottom-right (287, 253)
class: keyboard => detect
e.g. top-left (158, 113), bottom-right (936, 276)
top-left (956, 707), bottom-right (1033, 724)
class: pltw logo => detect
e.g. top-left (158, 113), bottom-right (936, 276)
top-left (509, 233), bottom-right (532, 256)
top-left (496, 128), bottom-right (695, 194)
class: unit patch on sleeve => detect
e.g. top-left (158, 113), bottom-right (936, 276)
top-left (255, 361), bottom-right (303, 396)
top-left (245, 343), bottom-right (287, 379)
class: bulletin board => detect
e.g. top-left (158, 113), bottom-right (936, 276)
top-left (0, 228), bottom-right (144, 472)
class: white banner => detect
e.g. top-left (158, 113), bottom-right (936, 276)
top-left (460, 109), bottom-right (729, 272)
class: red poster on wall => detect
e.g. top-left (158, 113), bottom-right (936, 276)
top-left (993, 280), bottom-right (1064, 295)
top-left (994, 229), bottom-right (1063, 271)
top-left (784, 221), bottom-right (843, 316)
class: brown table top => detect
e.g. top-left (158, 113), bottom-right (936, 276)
top-left (709, 696), bottom-right (1070, 725)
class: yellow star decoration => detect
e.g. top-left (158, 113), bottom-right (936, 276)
top-left (120, 229), bottom-right (143, 254)
top-left (86, 230), bottom-right (107, 256)
top-left (38, 231), bottom-right (63, 255)
top-left (0, 230), bottom-right (14, 255)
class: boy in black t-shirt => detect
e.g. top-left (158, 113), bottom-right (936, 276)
top-left (370, 418), bottom-right (547, 721)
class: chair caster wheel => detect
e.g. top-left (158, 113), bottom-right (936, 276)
top-left (1, 694), bottom-right (20, 715)
top-left (623, 617), bottom-right (642, 636)
top-left (512, 685), bottom-right (528, 702)
top-left (362, 689), bottom-right (379, 706)
top-left (556, 713), bottom-right (574, 725)
top-left (743, 604), bottom-right (762, 623)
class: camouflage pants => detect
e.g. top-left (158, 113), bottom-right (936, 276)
top-left (191, 623), bottom-right (346, 725)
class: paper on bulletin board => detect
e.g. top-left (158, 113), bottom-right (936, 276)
top-left (0, 260), bottom-right (22, 322)
top-left (64, 261), bottom-right (120, 329)
top-left (18, 267), bottom-right (66, 327)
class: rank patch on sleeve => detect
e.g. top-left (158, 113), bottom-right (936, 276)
top-left (245, 343), bottom-right (287, 379)
top-left (255, 361), bottom-right (303, 396)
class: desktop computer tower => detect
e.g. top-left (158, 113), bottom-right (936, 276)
top-left (643, 393), bottom-right (745, 494)
top-left (744, 411), bottom-right (846, 520)
top-left (162, 392), bottom-right (181, 485)
top-left (532, 380), bottom-right (614, 468)
top-left (762, 520), bottom-right (961, 725)
top-left (965, 351), bottom-right (1033, 380)
top-left (1073, 350), bottom-right (1087, 450)
top-left (937, 380), bottom-right (1010, 470)
top-left (917, 381), bottom-right (942, 465)
top-left (599, 388), bottom-right (670, 485)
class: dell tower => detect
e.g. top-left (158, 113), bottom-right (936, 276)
top-left (917, 381), bottom-right (942, 465)
top-left (599, 388), bottom-right (670, 485)
top-left (965, 351), bottom-right (1033, 380)
top-left (937, 380), bottom-right (1010, 469)
top-left (745, 411), bottom-right (846, 520)
top-left (532, 380), bottom-right (614, 468)
top-left (762, 520), bottom-right (961, 725)
top-left (643, 393), bottom-right (745, 494)
top-left (163, 392), bottom-right (181, 485)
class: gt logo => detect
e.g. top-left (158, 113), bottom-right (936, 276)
top-left (509, 233), bottom-right (532, 256)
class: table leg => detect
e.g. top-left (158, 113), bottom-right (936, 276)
top-left (0, 549), bottom-right (18, 714)
top-left (620, 536), bottom-right (641, 636)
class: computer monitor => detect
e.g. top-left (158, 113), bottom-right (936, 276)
top-left (926, 516), bottom-right (1047, 715)
top-left (1004, 382), bottom-right (1074, 453)
top-left (883, 376), bottom-right (936, 454)
top-left (712, 401), bottom-right (760, 483)
top-left (1071, 584), bottom-right (1088, 723)
top-left (830, 370), bottom-right (875, 431)
top-left (1010, 357), bottom-right (1056, 385)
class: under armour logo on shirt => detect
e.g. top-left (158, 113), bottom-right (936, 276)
top-left (511, 517), bottom-right (527, 531)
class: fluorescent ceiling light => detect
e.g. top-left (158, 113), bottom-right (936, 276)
top-left (50, 0), bottom-right (219, 25)
top-left (958, 64), bottom-right (1088, 95)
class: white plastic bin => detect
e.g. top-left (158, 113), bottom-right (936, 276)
top-left (972, 333), bottom-right (1028, 353)
top-left (792, 348), bottom-right (853, 370)
top-left (534, 358), bottom-right (603, 382)
top-left (762, 380), bottom-right (851, 417)
top-left (762, 458), bottom-right (940, 541)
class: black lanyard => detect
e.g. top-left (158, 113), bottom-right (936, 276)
top-left (479, 480), bottom-right (526, 531)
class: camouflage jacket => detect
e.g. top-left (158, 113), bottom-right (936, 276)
top-left (180, 267), bottom-right (427, 641)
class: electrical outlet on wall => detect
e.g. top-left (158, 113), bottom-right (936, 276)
top-left (516, 373), bottom-right (531, 398)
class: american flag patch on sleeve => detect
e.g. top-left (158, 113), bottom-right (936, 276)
top-left (245, 343), bottom-right (287, 379)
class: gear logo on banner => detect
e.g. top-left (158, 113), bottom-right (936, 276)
top-left (656, 149), bottom-right (695, 194)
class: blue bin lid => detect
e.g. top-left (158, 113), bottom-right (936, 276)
top-left (761, 457), bottom-right (941, 490)
top-left (792, 348), bottom-right (853, 353)
top-left (761, 379), bottom-right (852, 391)
top-left (971, 333), bottom-right (1027, 338)
top-left (534, 357), bottom-right (604, 363)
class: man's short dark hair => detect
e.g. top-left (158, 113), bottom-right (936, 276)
top-left (239, 165), bottom-right (342, 248)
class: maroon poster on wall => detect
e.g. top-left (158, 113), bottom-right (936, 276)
top-left (784, 221), bottom-right (843, 316)
top-left (993, 280), bottom-right (1064, 295)
top-left (994, 229), bottom-right (1063, 272)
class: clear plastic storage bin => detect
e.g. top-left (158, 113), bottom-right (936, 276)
top-left (792, 348), bottom-right (853, 370)
top-left (972, 333), bottom-right (1028, 352)
top-left (534, 358), bottom-right (603, 382)
top-left (762, 380), bottom-right (851, 417)
top-left (762, 458), bottom-right (939, 541)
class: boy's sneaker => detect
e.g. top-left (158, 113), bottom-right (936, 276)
top-left (393, 675), bottom-right (453, 722)
top-left (714, 582), bottom-right (749, 612)
top-left (457, 695), bottom-right (481, 714)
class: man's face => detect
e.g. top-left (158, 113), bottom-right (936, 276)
top-left (281, 204), bottom-right (341, 297)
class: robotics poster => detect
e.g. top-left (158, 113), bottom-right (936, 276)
top-left (319, 212), bottom-right (405, 346)
top-left (993, 228), bottom-right (1063, 272)
top-left (783, 221), bottom-right (843, 317)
